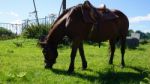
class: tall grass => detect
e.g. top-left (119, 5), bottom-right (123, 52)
top-left (0, 38), bottom-right (150, 84)
top-left (22, 24), bottom-right (50, 38)
top-left (0, 27), bottom-right (16, 40)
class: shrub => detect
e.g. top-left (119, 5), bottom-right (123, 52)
top-left (0, 27), bottom-right (16, 40)
top-left (140, 40), bottom-right (149, 45)
top-left (22, 24), bottom-right (50, 39)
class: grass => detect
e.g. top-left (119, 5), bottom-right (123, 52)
top-left (0, 38), bottom-right (150, 84)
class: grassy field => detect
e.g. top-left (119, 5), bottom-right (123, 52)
top-left (0, 38), bottom-right (150, 84)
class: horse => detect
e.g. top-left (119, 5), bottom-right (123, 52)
top-left (39, 1), bottom-right (129, 72)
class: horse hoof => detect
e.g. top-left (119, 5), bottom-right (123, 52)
top-left (121, 65), bottom-right (125, 68)
top-left (45, 64), bottom-right (52, 69)
top-left (82, 67), bottom-right (87, 70)
top-left (121, 63), bottom-right (125, 68)
top-left (67, 68), bottom-right (74, 73)
top-left (82, 63), bottom-right (87, 70)
top-left (109, 61), bottom-right (113, 65)
top-left (109, 63), bottom-right (113, 65)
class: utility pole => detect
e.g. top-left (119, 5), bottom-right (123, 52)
top-left (33, 0), bottom-right (39, 26)
top-left (62, 0), bottom-right (66, 12)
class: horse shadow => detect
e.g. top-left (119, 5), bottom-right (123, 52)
top-left (50, 65), bottom-right (149, 84)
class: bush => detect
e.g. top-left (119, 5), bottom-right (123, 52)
top-left (140, 40), bottom-right (149, 45)
top-left (0, 27), bottom-right (16, 40)
top-left (22, 24), bottom-right (50, 38)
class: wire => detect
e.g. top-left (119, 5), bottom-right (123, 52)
top-left (58, 0), bottom-right (63, 16)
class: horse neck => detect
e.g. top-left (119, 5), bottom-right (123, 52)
top-left (46, 24), bottom-right (66, 46)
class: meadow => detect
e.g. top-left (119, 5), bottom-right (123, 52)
top-left (0, 38), bottom-right (150, 84)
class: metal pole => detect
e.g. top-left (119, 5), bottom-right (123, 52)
top-left (33, 0), bottom-right (39, 26)
top-left (62, 0), bottom-right (66, 12)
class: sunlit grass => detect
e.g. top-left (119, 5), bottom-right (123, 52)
top-left (0, 38), bottom-right (150, 84)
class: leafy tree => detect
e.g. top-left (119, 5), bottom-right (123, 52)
top-left (135, 30), bottom-right (147, 39)
top-left (146, 32), bottom-right (150, 39)
top-left (128, 29), bottom-right (134, 36)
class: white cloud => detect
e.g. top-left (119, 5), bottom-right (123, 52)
top-left (10, 19), bottom-right (23, 24)
top-left (129, 13), bottom-right (150, 23)
top-left (10, 11), bottom-right (19, 17)
top-left (0, 12), bottom-right (2, 15)
top-left (0, 11), bottom-right (19, 17)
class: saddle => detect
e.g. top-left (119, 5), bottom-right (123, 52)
top-left (84, 1), bottom-right (118, 47)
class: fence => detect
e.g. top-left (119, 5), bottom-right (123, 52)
top-left (23, 16), bottom-right (56, 26)
top-left (0, 15), bottom-right (56, 35)
top-left (0, 23), bottom-right (23, 34)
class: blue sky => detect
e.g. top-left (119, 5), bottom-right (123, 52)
top-left (0, 0), bottom-right (150, 32)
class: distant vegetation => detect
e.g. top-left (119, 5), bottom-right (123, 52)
top-left (22, 24), bottom-right (51, 38)
top-left (0, 27), bottom-right (16, 40)
top-left (128, 29), bottom-right (150, 40)
top-left (22, 24), bottom-right (150, 40)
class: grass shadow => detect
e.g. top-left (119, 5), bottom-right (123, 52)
top-left (137, 47), bottom-right (146, 51)
top-left (50, 65), bottom-right (149, 84)
top-left (97, 65), bottom-right (149, 84)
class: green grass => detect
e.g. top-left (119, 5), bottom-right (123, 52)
top-left (0, 38), bottom-right (150, 84)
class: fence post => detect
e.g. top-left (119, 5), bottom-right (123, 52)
top-left (26, 19), bottom-right (29, 28)
top-left (45, 16), bottom-right (47, 26)
top-left (15, 24), bottom-right (18, 35)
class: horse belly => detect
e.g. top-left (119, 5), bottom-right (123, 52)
top-left (67, 19), bottom-right (92, 40)
top-left (89, 24), bottom-right (117, 42)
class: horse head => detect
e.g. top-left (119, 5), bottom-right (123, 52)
top-left (39, 35), bottom-right (58, 69)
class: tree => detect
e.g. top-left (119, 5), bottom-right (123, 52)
top-left (146, 32), bottom-right (150, 39)
top-left (128, 29), bottom-right (134, 36)
top-left (135, 30), bottom-right (147, 39)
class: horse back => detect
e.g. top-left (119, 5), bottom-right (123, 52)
top-left (90, 9), bottom-right (129, 42)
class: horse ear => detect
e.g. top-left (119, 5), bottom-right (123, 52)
top-left (82, 1), bottom-right (97, 23)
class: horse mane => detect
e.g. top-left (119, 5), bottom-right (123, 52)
top-left (44, 4), bottom-right (83, 43)
top-left (50, 7), bottom-right (73, 29)
top-left (50, 3), bottom-right (83, 29)
top-left (41, 8), bottom-right (72, 43)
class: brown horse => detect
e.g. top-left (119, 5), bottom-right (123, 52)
top-left (39, 1), bottom-right (129, 72)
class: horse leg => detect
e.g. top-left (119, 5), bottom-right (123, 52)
top-left (120, 38), bottom-right (126, 67)
top-left (109, 40), bottom-right (116, 65)
top-left (79, 42), bottom-right (87, 70)
top-left (68, 39), bottom-right (80, 73)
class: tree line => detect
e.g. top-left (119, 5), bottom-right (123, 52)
top-left (128, 29), bottom-right (150, 40)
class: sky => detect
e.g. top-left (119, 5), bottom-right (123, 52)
top-left (0, 0), bottom-right (150, 33)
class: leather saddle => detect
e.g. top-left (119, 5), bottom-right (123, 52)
top-left (84, 1), bottom-right (118, 20)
